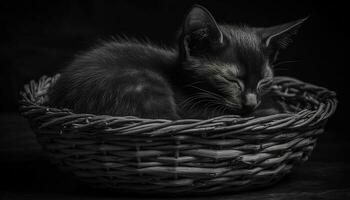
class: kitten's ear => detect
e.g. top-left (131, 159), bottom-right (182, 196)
top-left (259, 17), bottom-right (308, 49)
top-left (181, 5), bottom-right (224, 57)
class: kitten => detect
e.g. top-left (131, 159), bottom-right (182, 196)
top-left (48, 5), bottom-right (307, 120)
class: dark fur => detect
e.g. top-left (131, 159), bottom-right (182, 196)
top-left (48, 5), bottom-right (307, 119)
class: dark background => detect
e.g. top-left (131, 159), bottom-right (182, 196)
top-left (0, 0), bottom-right (347, 133)
top-left (0, 1), bottom-right (349, 199)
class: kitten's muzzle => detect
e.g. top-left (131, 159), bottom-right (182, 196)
top-left (242, 93), bottom-right (259, 112)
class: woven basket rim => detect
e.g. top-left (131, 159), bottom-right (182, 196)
top-left (19, 74), bottom-right (338, 137)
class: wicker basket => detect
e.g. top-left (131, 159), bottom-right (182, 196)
top-left (19, 75), bottom-right (337, 194)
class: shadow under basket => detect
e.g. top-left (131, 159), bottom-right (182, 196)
top-left (19, 75), bottom-right (337, 195)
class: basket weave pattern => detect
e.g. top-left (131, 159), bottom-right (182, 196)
top-left (19, 75), bottom-right (337, 194)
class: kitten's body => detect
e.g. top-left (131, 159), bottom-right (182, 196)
top-left (48, 5), bottom-right (306, 119)
top-left (49, 39), bottom-right (237, 119)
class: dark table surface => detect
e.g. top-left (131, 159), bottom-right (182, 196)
top-left (0, 113), bottom-right (349, 200)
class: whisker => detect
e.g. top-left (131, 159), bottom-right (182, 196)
top-left (184, 81), bottom-right (203, 88)
top-left (189, 85), bottom-right (222, 98)
top-left (180, 95), bottom-right (204, 110)
top-left (179, 85), bottom-right (243, 116)
top-left (273, 60), bottom-right (300, 68)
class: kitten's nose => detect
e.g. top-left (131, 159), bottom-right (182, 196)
top-left (242, 93), bottom-right (258, 112)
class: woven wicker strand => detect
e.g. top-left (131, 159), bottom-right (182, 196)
top-left (19, 74), bottom-right (337, 194)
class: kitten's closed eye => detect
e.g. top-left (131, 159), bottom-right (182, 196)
top-left (257, 79), bottom-right (273, 94)
top-left (222, 76), bottom-right (243, 91)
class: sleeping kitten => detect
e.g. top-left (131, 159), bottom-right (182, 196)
top-left (48, 5), bottom-right (307, 119)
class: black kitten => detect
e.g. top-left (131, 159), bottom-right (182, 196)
top-left (48, 5), bottom-right (307, 119)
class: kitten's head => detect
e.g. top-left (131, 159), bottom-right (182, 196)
top-left (179, 5), bottom-right (307, 115)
